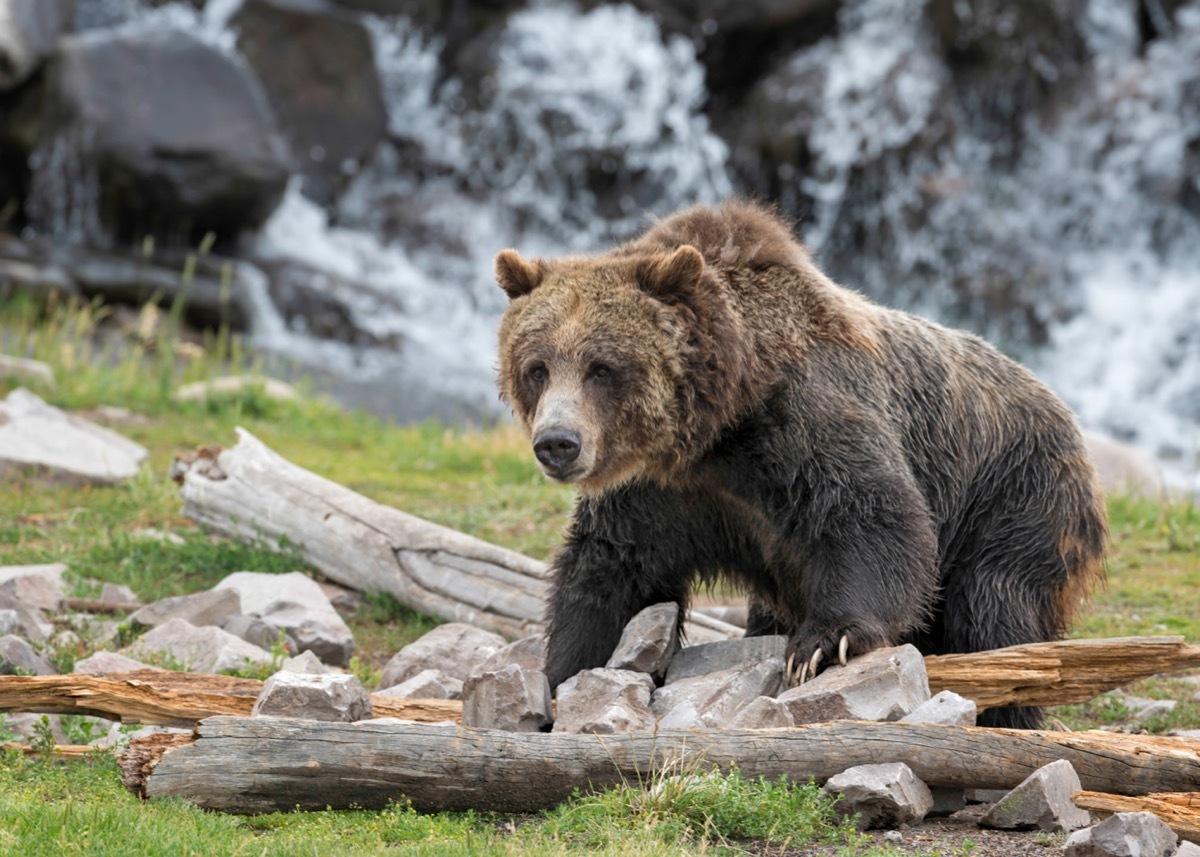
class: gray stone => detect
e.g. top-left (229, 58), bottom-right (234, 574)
top-left (823, 762), bottom-right (935, 830)
top-left (317, 581), bottom-right (363, 617)
top-left (50, 630), bottom-right (80, 652)
top-left (900, 689), bottom-right (977, 726)
top-left (605, 602), bottom-right (679, 678)
top-left (379, 623), bottom-right (508, 689)
top-left (552, 668), bottom-right (656, 734)
top-left (0, 0), bottom-right (73, 91)
top-left (73, 651), bottom-right (154, 675)
top-left (1171, 729), bottom-right (1200, 740)
top-left (219, 614), bottom-right (298, 654)
top-left (928, 787), bottom-right (966, 817)
top-left (664, 635), bottom-right (787, 684)
top-left (461, 664), bottom-right (552, 732)
top-left (64, 613), bottom-right (120, 648)
top-left (965, 789), bottom-right (1011, 804)
top-left (1063, 811), bottom-right (1179, 857)
top-left (123, 617), bottom-right (272, 674)
top-left (652, 657), bottom-right (785, 728)
top-left (778, 645), bottom-right (930, 724)
top-left (128, 589), bottom-right (242, 630)
top-left (726, 695), bottom-right (795, 729)
top-left (1120, 695), bottom-right (1177, 722)
top-left (278, 650), bottom-right (332, 676)
top-left (0, 562), bottom-right (67, 612)
top-left (472, 634), bottom-right (547, 677)
top-left (0, 594), bottom-right (53, 641)
top-left (252, 672), bottom-right (372, 722)
top-left (216, 571), bottom-right (355, 666)
top-left (0, 634), bottom-right (56, 675)
top-left (0, 389), bottom-right (148, 484)
top-left (0, 609), bottom-right (16, 635)
top-left (0, 354), bottom-right (55, 388)
top-left (375, 668), bottom-right (463, 701)
top-left (98, 582), bottom-right (140, 605)
top-left (1174, 841), bottom-right (1200, 857)
top-left (656, 698), bottom-right (704, 729)
top-left (980, 759), bottom-right (1091, 832)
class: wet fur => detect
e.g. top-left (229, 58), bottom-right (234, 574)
top-left (496, 201), bottom-right (1108, 729)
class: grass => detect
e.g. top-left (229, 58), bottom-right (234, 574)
top-left (1, 296), bottom-right (1199, 854)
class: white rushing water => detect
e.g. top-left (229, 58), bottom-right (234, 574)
top-left (44, 0), bottom-right (1200, 489)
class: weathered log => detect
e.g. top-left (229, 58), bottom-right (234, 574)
top-left (3, 742), bottom-right (100, 759)
top-left (1073, 791), bottom-right (1200, 843)
top-left (128, 717), bottom-right (1200, 814)
top-left (174, 429), bottom-right (741, 644)
top-left (62, 598), bottom-right (143, 614)
top-left (925, 636), bottom-right (1200, 710)
top-left (0, 671), bottom-right (460, 727)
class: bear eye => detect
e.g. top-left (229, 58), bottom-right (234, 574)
top-left (528, 364), bottom-right (548, 385)
top-left (588, 363), bottom-right (612, 382)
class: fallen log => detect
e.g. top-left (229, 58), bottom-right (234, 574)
top-left (0, 671), bottom-right (460, 727)
top-left (1073, 791), bottom-right (1200, 844)
top-left (3, 742), bottom-right (99, 759)
top-left (62, 598), bottom-right (143, 614)
top-left (125, 717), bottom-right (1200, 814)
top-left (173, 429), bottom-right (742, 644)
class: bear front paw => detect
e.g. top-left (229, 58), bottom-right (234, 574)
top-left (784, 624), bottom-right (888, 686)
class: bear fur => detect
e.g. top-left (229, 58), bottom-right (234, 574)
top-left (495, 200), bottom-right (1107, 729)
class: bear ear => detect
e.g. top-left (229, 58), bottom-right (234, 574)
top-left (637, 245), bottom-right (705, 302)
top-left (494, 250), bottom-right (544, 300)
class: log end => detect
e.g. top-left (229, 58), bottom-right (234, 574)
top-left (118, 732), bottom-right (197, 799)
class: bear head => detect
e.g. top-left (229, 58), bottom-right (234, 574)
top-left (495, 245), bottom-right (723, 494)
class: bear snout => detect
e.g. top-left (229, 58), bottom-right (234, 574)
top-left (533, 427), bottom-right (582, 474)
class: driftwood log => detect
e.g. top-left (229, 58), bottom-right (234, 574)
top-left (1073, 791), bottom-right (1200, 844)
top-left (0, 671), bottom-right (460, 727)
top-left (175, 429), bottom-right (740, 644)
top-left (3, 637), bottom-right (1198, 726)
top-left (124, 717), bottom-right (1200, 814)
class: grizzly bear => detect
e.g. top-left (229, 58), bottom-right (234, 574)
top-left (495, 200), bottom-right (1107, 729)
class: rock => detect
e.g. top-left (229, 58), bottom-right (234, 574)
top-left (552, 668), bottom-right (656, 734)
top-left (98, 582), bottom-right (140, 605)
top-left (173, 375), bottom-right (298, 404)
top-left (0, 353), bottom-right (55, 388)
top-left (605, 602), bottom-right (679, 678)
top-left (778, 645), bottom-right (930, 725)
top-left (0, 389), bottom-right (148, 484)
top-left (259, 259), bottom-right (403, 350)
top-left (379, 623), bottom-right (507, 689)
top-left (0, 634), bottom-right (56, 675)
top-left (219, 614), bottom-right (299, 654)
top-left (4, 26), bottom-right (290, 246)
top-left (123, 617), bottom-right (273, 674)
top-left (1119, 695), bottom-right (1177, 723)
top-left (252, 671), bottom-right (372, 722)
top-left (278, 649), bottom-right (333, 676)
top-left (899, 690), bottom-right (977, 726)
top-left (928, 787), bottom-right (966, 817)
top-left (0, 0), bottom-right (74, 91)
top-left (726, 695), bottom-right (795, 729)
top-left (317, 581), bottom-right (363, 617)
top-left (965, 789), bottom-right (1011, 804)
top-left (822, 762), bottom-right (935, 830)
top-left (233, 0), bottom-right (387, 204)
top-left (664, 635), bottom-right (787, 684)
top-left (1082, 431), bottom-right (1164, 499)
top-left (1063, 811), bottom-right (1179, 857)
top-left (63, 613), bottom-right (120, 649)
top-left (979, 759), bottom-right (1091, 832)
top-left (0, 609), bottom-right (15, 635)
top-left (472, 634), bottom-right (546, 678)
top-left (656, 698), bottom-right (704, 729)
top-left (460, 664), bottom-right (552, 732)
top-left (215, 571), bottom-right (355, 666)
top-left (73, 651), bottom-right (154, 675)
top-left (50, 629), bottom-right (80, 652)
top-left (376, 668), bottom-right (463, 700)
top-left (1175, 842), bottom-right (1200, 857)
top-left (0, 593), bottom-right (53, 641)
top-left (128, 589), bottom-right (242, 631)
top-left (0, 562), bottom-right (66, 612)
top-left (652, 658), bottom-right (785, 728)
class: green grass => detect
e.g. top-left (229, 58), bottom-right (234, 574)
top-left (2, 297), bottom-right (1199, 854)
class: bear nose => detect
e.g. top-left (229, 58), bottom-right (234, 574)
top-left (533, 428), bottom-right (582, 470)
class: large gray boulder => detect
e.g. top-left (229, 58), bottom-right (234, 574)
top-left (605, 602), bottom-right (678, 679)
top-left (379, 623), bottom-right (507, 689)
top-left (73, 651), bottom-right (154, 675)
top-left (823, 762), bottom-right (935, 830)
top-left (252, 672), bottom-right (372, 722)
top-left (0, 634), bottom-right (56, 675)
top-left (215, 572), bottom-right (355, 666)
top-left (460, 664), bottom-right (552, 732)
top-left (0, 0), bottom-right (74, 91)
top-left (652, 658), bottom-right (785, 728)
top-left (0, 389), bottom-right (148, 485)
top-left (233, 0), bottom-right (387, 204)
top-left (552, 668), bottom-right (656, 734)
top-left (664, 635), bottom-right (787, 684)
top-left (778, 645), bottom-right (929, 724)
top-left (979, 759), bottom-right (1091, 832)
top-left (0, 593), bottom-right (53, 642)
top-left (0, 563), bottom-right (66, 612)
top-left (1063, 811), bottom-right (1179, 857)
top-left (128, 589), bottom-right (242, 631)
top-left (123, 617), bottom-right (273, 674)
top-left (4, 26), bottom-right (290, 245)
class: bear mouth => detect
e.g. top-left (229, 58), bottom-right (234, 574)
top-left (541, 463), bottom-right (585, 483)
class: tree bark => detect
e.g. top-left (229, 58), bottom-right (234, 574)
top-left (175, 430), bottom-right (741, 644)
top-left (1073, 791), bottom-right (1200, 844)
top-left (0, 672), bottom-right (460, 727)
top-left (128, 717), bottom-right (1200, 814)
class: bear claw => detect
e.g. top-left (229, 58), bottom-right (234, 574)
top-left (786, 634), bottom-right (851, 686)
